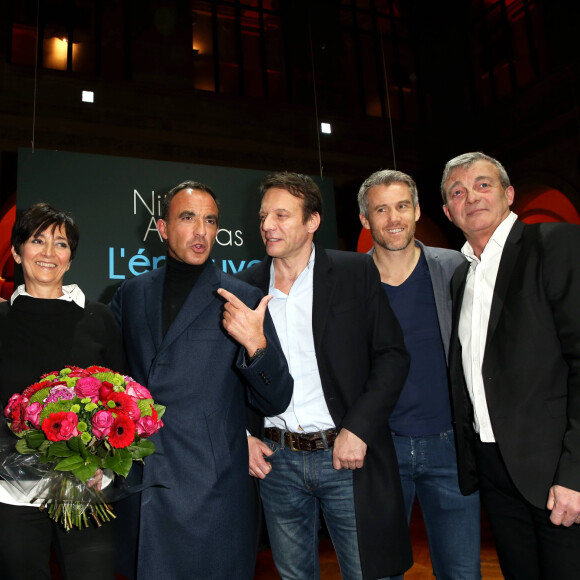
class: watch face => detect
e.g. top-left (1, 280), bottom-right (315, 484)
top-left (250, 347), bottom-right (266, 361)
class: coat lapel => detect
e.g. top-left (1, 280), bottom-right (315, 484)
top-left (143, 267), bottom-right (166, 351)
top-left (158, 262), bottom-right (221, 352)
top-left (451, 262), bottom-right (471, 334)
top-left (421, 244), bottom-right (446, 327)
top-left (485, 220), bottom-right (525, 346)
top-left (312, 245), bottom-right (337, 350)
top-left (247, 257), bottom-right (272, 295)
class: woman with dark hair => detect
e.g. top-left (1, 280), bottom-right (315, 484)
top-left (0, 203), bottom-right (123, 580)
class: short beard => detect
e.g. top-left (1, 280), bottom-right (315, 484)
top-left (373, 232), bottom-right (414, 252)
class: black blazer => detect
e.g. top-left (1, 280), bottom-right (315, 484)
top-left (448, 220), bottom-right (580, 508)
top-left (238, 244), bottom-right (413, 579)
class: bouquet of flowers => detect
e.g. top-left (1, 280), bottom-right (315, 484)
top-left (1, 365), bottom-right (165, 530)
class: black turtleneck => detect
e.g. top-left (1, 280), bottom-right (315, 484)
top-left (162, 255), bottom-right (208, 335)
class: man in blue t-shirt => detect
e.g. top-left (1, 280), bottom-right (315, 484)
top-left (358, 169), bottom-right (481, 580)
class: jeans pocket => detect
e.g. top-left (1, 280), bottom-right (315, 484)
top-left (440, 429), bottom-right (457, 453)
top-left (263, 438), bottom-right (282, 458)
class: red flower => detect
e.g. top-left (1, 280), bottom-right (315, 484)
top-left (108, 392), bottom-right (141, 420)
top-left (42, 411), bottom-right (79, 442)
top-left (9, 395), bottom-right (27, 419)
top-left (4, 394), bottom-right (30, 433)
top-left (3, 393), bottom-right (22, 418)
top-left (85, 365), bottom-right (112, 375)
top-left (67, 367), bottom-right (86, 378)
top-left (23, 381), bottom-right (50, 398)
top-left (109, 414), bottom-right (136, 448)
top-left (11, 419), bottom-right (30, 433)
top-left (99, 381), bottom-right (115, 402)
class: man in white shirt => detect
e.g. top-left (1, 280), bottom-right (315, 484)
top-left (442, 151), bottom-right (580, 579)
top-left (227, 172), bottom-right (412, 580)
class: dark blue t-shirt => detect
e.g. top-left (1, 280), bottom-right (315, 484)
top-left (383, 251), bottom-right (452, 436)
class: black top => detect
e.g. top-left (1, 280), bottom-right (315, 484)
top-left (162, 255), bottom-right (207, 335)
top-left (383, 251), bottom-right (452, 435)
top-left (0, 295), bottom-right (124, 408)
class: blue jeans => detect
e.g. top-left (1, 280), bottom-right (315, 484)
top-left (259, 434), bottom-right (363, 580)
top-left (390, 430), bottom-right (481, 580)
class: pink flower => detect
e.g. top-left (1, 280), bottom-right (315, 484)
top-left (3, 393), bottom-right (21, 418)
top-left (136, 415), bottom-right (160, 437)
top-left (45, 385), bottom-right (75, 404)
top-left (24, 402), bottom-right (43, 428)
top-left (75, 377), bottom-right (102, 403)
top-left (125, 381), bottom-right (151, 400)
top-left (92, 410), bottom-right (115, 438)
top-left (42, 411), bottom-right (79, 441)
top-left (136, 405), bottom-right (163, 437)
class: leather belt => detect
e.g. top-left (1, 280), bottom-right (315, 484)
top-left (264, 427), bottom-right (337, 452)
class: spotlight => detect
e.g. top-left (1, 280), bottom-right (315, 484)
top-left (82, 91), bottom-right (94, 103)
top-left (321, 122), bottom-right (332, 134)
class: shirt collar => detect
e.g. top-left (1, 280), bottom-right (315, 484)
top-left (11, 284), bottom-right (86, 308)
top-left (268, 243), bottom-right (316, 294)
top-left (461, 211), bottom-right (518, 263)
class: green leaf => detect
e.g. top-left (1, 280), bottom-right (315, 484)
top-left (25, 430), bottom-right (47, 449)
top-left (67, 436), bottom-right (89, 460)
top-left (38, 440), bottom-right (52, 454)
top-left (48, 441), bottom-right (77, 458)
top-left (153, 404), bottom-right (166, 420)
top-left (128, 439), bottom-right (156, 459)
top-left (54, 455), bottom-right (85, 471)
top-left (102, 448), bottom-right (132, 478)
top-left (54, 454), bottom-right (100, 481)
top-left (136, 398), bottom-right (154, 417)
top-left (15, 438), bottom-right (39, 455)
top-left (71, 456), bottom-right (100, 482)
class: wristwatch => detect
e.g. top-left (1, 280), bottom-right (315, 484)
top-left (248, 347), bottom-right (266, 362)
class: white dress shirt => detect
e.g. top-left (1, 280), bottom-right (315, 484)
top-left (265, 245), bottom-right (335, 433)
top-left (458, 212), bottom-right (518, 442)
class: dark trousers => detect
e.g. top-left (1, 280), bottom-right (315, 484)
top-left (0, 502), bottom-right (116, 580)
top-left (475, 440), bottom-right (580, 580)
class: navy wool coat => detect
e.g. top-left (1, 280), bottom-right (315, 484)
top-left (110, 261), bottom-right (293, 580)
